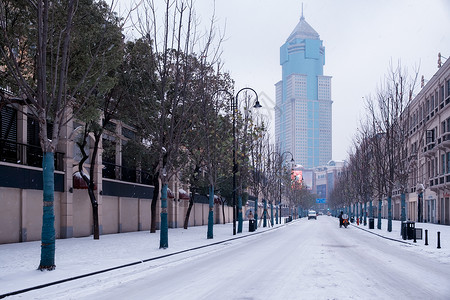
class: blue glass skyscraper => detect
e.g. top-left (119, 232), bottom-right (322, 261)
top-left (275, 12), bottom-right (332, 168)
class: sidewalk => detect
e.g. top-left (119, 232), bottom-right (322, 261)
top-left (349, 218), bottom-right (448, 261)
top-left (0, 220), bottom-right (284, 296)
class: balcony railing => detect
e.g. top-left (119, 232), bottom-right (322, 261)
top-left (102, 162), bottom-right (153, 185)
top-left (0, 139), bottom-right (64, 171)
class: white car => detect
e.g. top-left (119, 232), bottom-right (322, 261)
top-left (308, 210), bottom-right (317, 220)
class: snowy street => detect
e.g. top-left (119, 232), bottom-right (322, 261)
top-left (3, 216), bottom-right (449, 300)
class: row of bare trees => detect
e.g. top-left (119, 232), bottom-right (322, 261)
top-left (0, 0), bottom-right (291, 270)
top-left (329, 62), bottom-right (419, 232)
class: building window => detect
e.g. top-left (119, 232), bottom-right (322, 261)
top-left (442, 154), bottom-right (446, 175)
top-left (447, 152), bottom-right (450, 174)
top-left (447, 79), bottom-right (450, 98)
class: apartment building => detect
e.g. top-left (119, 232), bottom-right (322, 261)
top-left (406, 57), bottom-right (450, 225)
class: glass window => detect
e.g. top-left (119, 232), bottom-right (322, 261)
top-left (447, 152), bottom-right (450, 174)
top-left (442, 154), bottom-right (446, 175)
top-left (447, 79), bottom-right (450, 98)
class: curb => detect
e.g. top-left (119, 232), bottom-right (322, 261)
top-left (350, 223), bottom-right (417, 246)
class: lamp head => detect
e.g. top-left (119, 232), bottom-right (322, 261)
top-left (253, 100), bottom-right (262, 108)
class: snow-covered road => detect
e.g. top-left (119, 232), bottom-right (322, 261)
top-left (15, 217), bottom-right (450, 300)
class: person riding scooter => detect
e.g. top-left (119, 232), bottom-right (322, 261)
top-left (342, 214), bottom-right (349, 228)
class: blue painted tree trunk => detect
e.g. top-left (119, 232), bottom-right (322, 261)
top-left (387, 196), bottom-right (392, 232)
top-left (237, 195), bottom-right (243, 233)
top-left (207, 185), bottom-right (214, 239)
top-left (360, 202), bottom-right (363, 223)
top-left (160, 183), bottom-right (169, 248)
top-left (275, 206), bottom-right (278, 224)
top-left (270, 203), bottom-right (274, 226)
top-left (377, 199), bottom-right (382, 229)
top-left (401, 193), bottom-right (406, 222)
top-left (263, 200), bottom-right (267, 227)
top-left (254, 198), bottom-right (258, 230)
top-left (364, 201), bottom-right (367, 225)
top-left (39, 152), bottom-right (56, 270)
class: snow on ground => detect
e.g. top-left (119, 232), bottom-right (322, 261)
top-left (0, 217), bottom-right (449, 298)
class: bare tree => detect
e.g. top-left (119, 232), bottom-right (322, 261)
top-left (366, 62), bottom-right (418, 231)
top-left (133, 0), bottom-right (225, 248)
top-left (0, 0), bottom-right (121, 270)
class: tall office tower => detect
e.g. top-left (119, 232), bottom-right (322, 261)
top-left (275, 12), bottom-right (332, 168)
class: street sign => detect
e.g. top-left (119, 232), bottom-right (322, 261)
top-left (316, 198), bottom-right (326, 203)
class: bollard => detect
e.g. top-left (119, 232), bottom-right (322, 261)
top-left (437, 232), bottom-right (441, 249)
top-left (413, 229), bottom-right (417, 243)
top-left (425, 229), bottom-right (428, 246)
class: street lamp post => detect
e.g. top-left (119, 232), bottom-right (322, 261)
top-left (417, 183), bottom-right (424, 223)
top-left (277, 151), bottom-right (294, 224)
top-left (217, 88), bottom-right (261, 235)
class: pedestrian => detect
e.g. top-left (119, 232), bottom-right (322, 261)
top-left (248, 210), bottom-right (254, 220)
top-left (339, 211), bottom-right (343, 228)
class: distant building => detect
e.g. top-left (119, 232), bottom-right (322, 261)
top-left (312, 160), bottom-right (345, 205)
top-left (275, 11), bottom-right (332, 168)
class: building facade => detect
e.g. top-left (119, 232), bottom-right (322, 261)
top-left (405, 57), bottom-right (450, 225)
top-left (0, 100), bottom-right (238, 244)
top-left (275, 13), bottom-right (332, 168)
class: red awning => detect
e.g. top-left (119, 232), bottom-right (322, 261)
top-left (179, 189), bottom-right (190, 200)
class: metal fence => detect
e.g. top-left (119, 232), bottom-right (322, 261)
top-left (0, 139), bottom-right (64, 171)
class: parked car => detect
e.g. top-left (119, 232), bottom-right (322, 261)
top-left (308, 210), bottom-right (317, 220)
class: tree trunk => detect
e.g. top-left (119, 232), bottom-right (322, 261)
top-left (78, 131), bottom-right (101, 239)
top-left (150, 174), bottom-right (159, 233)
top-left (160, 183), bottom-right (169, 248)
top-left (184, 190), bottom-right (195, 229)
top-left (377, 198), bottom-right (382, 229)
top-left (38, 152), bottom-right (56, 271)
top-left (254, 198), bottom-right (258, 230)
top-left (237, 195), bottom-right (243, 233)
top-left (401, 192), bottom-right (406, 222)
top-left (387, 195), bottom-right (392, 232)
top-left (207, 185), bottom-right (214, 239)
top-left (222, 200), bottom-right (226, 224)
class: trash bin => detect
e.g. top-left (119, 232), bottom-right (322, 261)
top-left (369, 218), bottom-right (374, 229)
top-left (401, 221), bottom-right (415, 240)
top-left (249, 219), bottom-right (255, 232)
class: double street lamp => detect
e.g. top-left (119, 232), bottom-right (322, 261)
top-left (216, 87), bottom-right (262, 235)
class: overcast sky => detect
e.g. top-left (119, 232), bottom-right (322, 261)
top-left (113, 0), bottom-right (450, 162)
